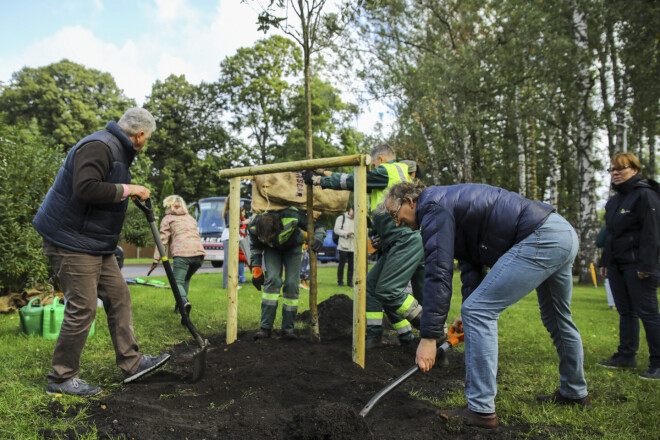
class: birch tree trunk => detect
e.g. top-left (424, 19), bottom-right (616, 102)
top-left (546, 125), bottom-right (560, 207)
top-left (514, 87), bottom-right (526, 196)
top-left (420, 121), bottom-right (441, 185)
top-left (607, 23), bottom-right (627, 154)
top-left (572, 6), bottom-right (599, 283)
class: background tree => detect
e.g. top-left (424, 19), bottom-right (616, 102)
top-left (144, 75), bottom-right (239, 204)
top-left (0, 59), bottom-right (134, 149)
top-left (219, 35), bottom-right (302, 164)
top-left (0, 121), bottom-right (62, 294)
top-left (279, 75), bottom-right (361, 162)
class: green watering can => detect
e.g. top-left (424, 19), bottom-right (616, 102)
top-left (42, 299), bottom-right (66, 340)
top-left (42, 298), bottom-right (96, 340)
top-left (43, 300), bottom-right (96, 339)
top-left (19, 297), bottom-right (44, 336)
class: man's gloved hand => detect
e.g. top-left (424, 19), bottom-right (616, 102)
top-left (302, 170), bottom-right (316, 185)
top-left (252, 267), bottom-right (264, 291)
top-left (147, 262), bottom-right (158, 276)
top-left (309, 239), bottom-right (323, 252)
top-left (370, 235), bottom-right (382, 250)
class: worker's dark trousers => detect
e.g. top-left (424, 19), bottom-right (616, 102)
top-left (42, 240), bottom-right (142, 382)
top-left (366, 232), bottom-right (425, 341)
top-left (260, 246), bottom-right (303, 334)
top-left (607, 266), bottom-right (660, 368)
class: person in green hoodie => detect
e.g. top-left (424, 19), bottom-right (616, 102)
top-left (303, 144), bottom-right (428, 348)
top-left (249, 207), bottom-right (326, 340)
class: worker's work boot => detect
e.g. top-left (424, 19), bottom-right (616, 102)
top-left (365, 337), bottom-right (383, 349)
top-left (281, 331), bottom-right (298, 341)
top-left (180, 300), bottom-right (192, 325)
top-left (440, 407), bottom-right (499, 429)
top-left (536, 390), bottom-right (592, 408)
top-left (253, 328), bottom-right (272, 341)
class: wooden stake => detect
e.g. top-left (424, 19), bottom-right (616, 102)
top-left (352, 158), bottom-right (368, 368)
top-left (226, 177), bottom-right (240, 344)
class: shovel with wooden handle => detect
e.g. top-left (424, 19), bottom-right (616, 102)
top-left (359, 324), bottom-right (464, 418)
top-left (132, 196), bottom-right (209, 382)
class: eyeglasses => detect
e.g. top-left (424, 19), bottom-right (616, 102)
top-left (607, 166), bottom-right (630, 173)
top-left (390, 202), bottom-right (403, 222)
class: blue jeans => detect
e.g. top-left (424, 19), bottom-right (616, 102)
top-left (461, 213), bottom-right (587, 413)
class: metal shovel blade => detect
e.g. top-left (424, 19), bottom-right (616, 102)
top-left (191, 340), bottom-right (209, 383)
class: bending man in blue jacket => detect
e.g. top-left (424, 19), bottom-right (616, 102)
top-left (384, 181), bottom-right (589, 429)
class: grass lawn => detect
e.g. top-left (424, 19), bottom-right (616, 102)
top-left (0, 267), bottom-right (658, 439)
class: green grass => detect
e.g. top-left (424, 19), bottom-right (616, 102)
top-left (0, 268), bottom-right (658, 439)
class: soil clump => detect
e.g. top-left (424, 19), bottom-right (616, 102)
top-left (45, 294), bottom-right (561, 439)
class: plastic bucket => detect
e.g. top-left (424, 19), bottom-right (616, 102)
top-left (19, 297), bottom-right (44, 336)
top-left (42, 299), bottom-right (66, 340)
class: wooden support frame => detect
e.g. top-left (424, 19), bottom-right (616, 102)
top-left (220, 155), bottom-right (370, 368)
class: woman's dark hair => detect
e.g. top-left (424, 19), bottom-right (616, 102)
top-left (255, 214), bottom-right (282, 240)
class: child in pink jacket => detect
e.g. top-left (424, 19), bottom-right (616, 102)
top-left (150, 195), bottom-right (205, 323)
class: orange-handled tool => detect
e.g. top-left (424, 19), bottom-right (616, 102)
top-left (359, 324), bottom-right (464, 417)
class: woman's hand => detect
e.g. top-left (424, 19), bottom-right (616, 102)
top-left (416, 338), bottom-right (437, 372)
top-left (600, 267), bottom-right (607, 278)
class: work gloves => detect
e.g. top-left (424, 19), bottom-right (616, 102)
top-left (370, 235), bottom-right (382, 250)
top-left (147, 262), bottom-right (158, 276)
top-left (252, 266), bottom-right (265, 291)
top-left (309, 239), bottom-right (323, 252)
top-left (302, 170), bottom-right (317, 185)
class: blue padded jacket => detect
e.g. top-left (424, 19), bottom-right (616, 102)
top-left (33, 121), bottom-right (135, 255)
top-left (415, 184), bottom-right (554, 339)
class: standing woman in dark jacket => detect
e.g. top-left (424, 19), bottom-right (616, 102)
top-left (597, 152), bottom-right (660, 380)
top-left (384, 182), bottom-right (589, 429)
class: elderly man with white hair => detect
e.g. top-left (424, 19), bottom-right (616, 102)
top-left (33, 108), bottom-right (170, 397)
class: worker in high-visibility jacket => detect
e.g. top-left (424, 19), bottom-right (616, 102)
top-left (249, 207), bottom-right (326, 341)
top-left (303, 143), bottom-right (426, 348)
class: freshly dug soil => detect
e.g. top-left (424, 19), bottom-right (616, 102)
top-left (45, 294), bottom-right (562, 439)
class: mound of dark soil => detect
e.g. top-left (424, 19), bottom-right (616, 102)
top-left (44, 295), bottom-right (560, 439)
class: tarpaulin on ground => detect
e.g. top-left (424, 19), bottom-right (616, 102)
top-left (251, 171), bottom-right (350, 214)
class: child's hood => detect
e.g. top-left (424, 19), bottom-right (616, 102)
top-left (166, 205), bottom-right (188, 216)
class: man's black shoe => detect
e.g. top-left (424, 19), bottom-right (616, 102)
top-left (253, 328), bottom-right (272, 340)
top-left (536, 390), bottom-right (592, 408)
top-left (598, 353), bottom-right (636, 369)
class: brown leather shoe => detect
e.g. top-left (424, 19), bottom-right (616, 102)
top-left (440, 407), bottom-right (499, 429)
top-left (536, 390), bottom-right (592, 408)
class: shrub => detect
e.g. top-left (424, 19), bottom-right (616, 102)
top-left (0, 121), bottom-right (63, 295)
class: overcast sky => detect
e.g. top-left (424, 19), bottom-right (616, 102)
top-left (0, 0), bottom-right (390, 131)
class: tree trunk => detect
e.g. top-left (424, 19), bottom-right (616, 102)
top-left (546, 125), bottom-right (560, 207)
top-left (514, 87), bottom-right (526, 197)
top-left (607, 23), bottom-right (627, 154)
top-left (527, 119), bottom-right (538, 201)
top-left (572, 6), bottom-right (599, 284)
top-left (597, 30), bottom-right (615, 155)
top-left (420, 121), bottom-right (441, 185)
